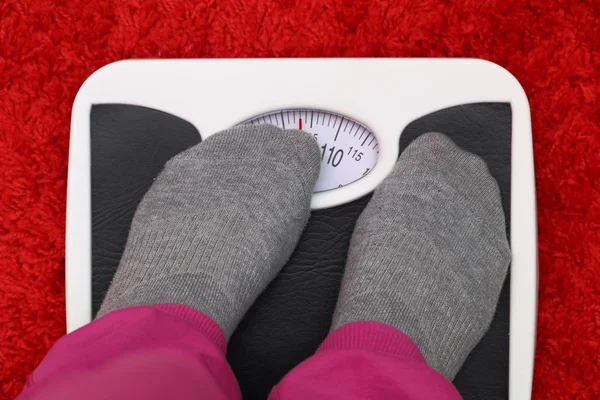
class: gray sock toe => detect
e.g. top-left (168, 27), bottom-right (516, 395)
top-left (98, 125), bottom-right (321, 339)
top-left (332, 132), bottom-right (511, 379)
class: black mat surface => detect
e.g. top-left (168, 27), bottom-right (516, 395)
top-left (90, 103), bottom-right (511, 400)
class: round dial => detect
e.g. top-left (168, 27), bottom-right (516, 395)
top-left (241, 109), bottom-right (378, 193)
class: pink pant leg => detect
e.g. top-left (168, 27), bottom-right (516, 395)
top-left (18, 306), bottom-right (461, 400)
top-left (269, 322), bottom-right (462, 400)
top-left (17, 305), bottom-right (241, 400)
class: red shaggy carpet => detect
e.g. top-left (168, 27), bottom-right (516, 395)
top-left (0, 0), bottom-right (598, 398)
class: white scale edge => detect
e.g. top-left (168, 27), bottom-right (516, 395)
top-left (66, 58), bottom-right (538, 400)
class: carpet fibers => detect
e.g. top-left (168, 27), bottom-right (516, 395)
top-left (0, 0), bottom-right (598, 398)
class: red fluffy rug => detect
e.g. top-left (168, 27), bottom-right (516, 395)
top-left (0, 0), bottom-right (598, 398)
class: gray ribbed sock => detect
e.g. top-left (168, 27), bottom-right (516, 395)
top-left (332, 132), bottom-right (511, 380)
top-left (98, 125), bottom-right (320, 339)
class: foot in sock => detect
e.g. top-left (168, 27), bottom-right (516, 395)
top-left (98, 125), bottom-right (321, 339)
top-left (331, 132), bottom-right (511, 380)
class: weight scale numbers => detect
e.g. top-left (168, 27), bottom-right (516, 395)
top-left (241, 109), bottom-right (379, 193)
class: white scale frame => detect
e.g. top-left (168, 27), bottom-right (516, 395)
top-left (66, 58), bottom-right (538, 399)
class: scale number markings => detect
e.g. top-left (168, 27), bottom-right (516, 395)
top-left (240, 109), bottom-right (378, 193)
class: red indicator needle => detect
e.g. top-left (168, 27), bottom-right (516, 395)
top-left (299, 118), bottom-right (303, 130)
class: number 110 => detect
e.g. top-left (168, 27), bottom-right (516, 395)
top-left (320, 144), bottom-right (344, 167)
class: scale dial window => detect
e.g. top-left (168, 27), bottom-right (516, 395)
top-left (242, 109), bottom-right (378, 193)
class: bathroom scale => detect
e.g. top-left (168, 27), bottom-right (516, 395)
top-left (65, 58), bottom-right (538, 400)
